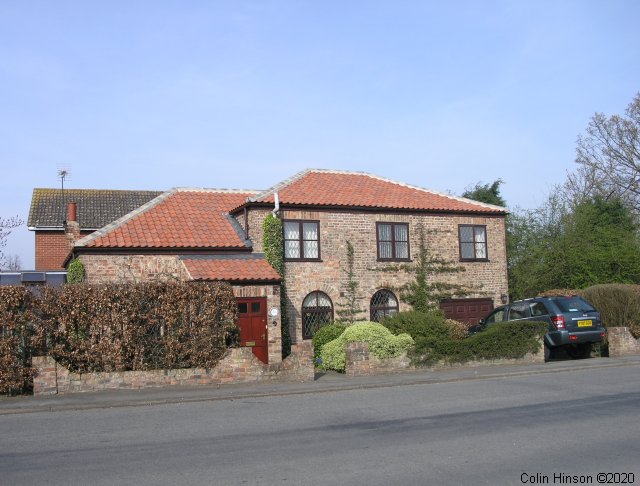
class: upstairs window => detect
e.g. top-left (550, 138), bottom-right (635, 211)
top-left (377, 223), bottom-right (410, 261)
top-left (284, 220), bottom-right (320, 260)
top-left (459, 225), bottom-right (488, 261)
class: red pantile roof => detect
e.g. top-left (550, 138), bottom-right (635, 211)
top-left (247, 169), bottom-right (507, 214)
top-left (76, 189), bottom-right (257, 249)
top-left (182, 257), bottom-right (281, 282)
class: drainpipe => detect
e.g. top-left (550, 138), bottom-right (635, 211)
top-left (272, 192), bottom-right (280, 217)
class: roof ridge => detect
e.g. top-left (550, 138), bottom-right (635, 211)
top-left (31, 188), bottom-right (163, 193)
top-left (358, 172), bottom-right (508, 212)
top-left (173, 187), bottom-right (262, 194)
top-left (248, 168), bottom-right (314, 202)
top-left (74, 189), bottom-right (177, 248)
top-left (250, 168), bottom-right (506, 212)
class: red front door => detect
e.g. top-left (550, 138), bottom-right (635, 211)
top-left (236, 298), bottom-right (268, 364)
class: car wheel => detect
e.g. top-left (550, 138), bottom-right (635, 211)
top-left (544, 344), bottom-right (552, 362)
top-left (566, 343), bottom-right (591, 359)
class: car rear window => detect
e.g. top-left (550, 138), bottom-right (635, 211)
top-left (551, 297), bottom-right (595, 313)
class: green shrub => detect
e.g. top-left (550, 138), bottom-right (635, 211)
top-left (66, 258), bottom-right (85, 284)
top-left (580, 284), bottom-right (640, 338)
top-left (412, 321), bottom-right (547, 366)
top-left (312, 323), bottom-right (346, 364)
top-left (382, 310), bottom-right (450, 340)
top-left (320, 322), bottom-right (414, 372)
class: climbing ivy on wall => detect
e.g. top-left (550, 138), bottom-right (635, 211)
top-left (263, 214), bottom-right (290, 356)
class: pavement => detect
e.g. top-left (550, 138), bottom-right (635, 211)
top-left (2, 355), bottom-right (640, 415)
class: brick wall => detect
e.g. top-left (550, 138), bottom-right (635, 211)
top-left (32, 342), bottom-right (314, 395)
top-left (607, 327), bottom-right (640, 357)
top-left (79, 254), bottom-right (190, 283)
top-left (245, 208), bottom-right (508, 343)
top-left (233, 284), bottom-right (283, 365)
top-left (344, 338), bottom-right (544, 376)
top-left (35, 231), bottom-right (93, 270)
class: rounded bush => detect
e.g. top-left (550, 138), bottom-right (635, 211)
top-left (312, 323), bottom-right (346, 364)
top-left (320, 322), bottom-right (414, 372)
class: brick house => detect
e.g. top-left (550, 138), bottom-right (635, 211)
top-left (30, 169), bottom-right (508, 364)
top-left (28, 189), bottom-right (161, 270)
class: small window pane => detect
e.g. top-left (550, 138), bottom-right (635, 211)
top-left (303, 222), bottom-right (318, 240)
top-left (461, 242), bottom-right (475, 259)
top-left (317, 293), bottom-right (332, 307)
top-left (251, 302), bottom-right (261, 313)
top-left (285, 240), bottom-right (300, 259)
top-left (304, 240), bottom-right (318, 259)
top-left (303, 293), bottom-right (317, 307)
top-left (395, 224), bottom-right (408, 242)
top-left (284, 222), bottom-right (299, 239)
top-left (238, 303), bottom-right (248, 314)
top-left (474, 227), bottom-right (486, 243)
top-left (378, 224), bottom-right (392, 241)
top-left (475, 243), bottom-right (487, 259)
top-left (379, 241), bottom-right (392, 259)
top-left (395, 242), bottom-right (408, 259)
top-left (460, 226), bottom-right (474, 243)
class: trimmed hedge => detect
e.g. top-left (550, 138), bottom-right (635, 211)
top-left (320, 322), bottom-right (414, 372)
top-left (1, 281), bottom-right (239, 393)
top-left (33, 281), bottom-right (238, 373)
top-left (312, 323), bottom-right (346, 364)
top-left (411, 321), bottom-right (547, 366)
top-left (580, 284), bottom-right (640, 338)
top-left (0, 287), bottom-right (36, 395)
top-left (382, 310), bottom-right (468, 341)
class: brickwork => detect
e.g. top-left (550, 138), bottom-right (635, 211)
top-left (35, 231), bottom-right (93, 270)
top-left (32, 343), bottom-right (314, 395)
top-left (607, 327), bottom-right (640, 357)
top-left (345, 342), bottom-right (412, 376)
top-left (234, 207), bottom-right (272, 253)
top-left (79, 254), bottom-right (190, 283)
top-left (343, 338), bottom-right (545, 376)
top-left (281, 342), bottom-right (314, 381)
top-left (245, 208), bottom-right (508, 343)
top-left (232, 284), bottom-right (283, 365)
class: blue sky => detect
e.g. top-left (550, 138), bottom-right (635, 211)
top-left (1, 1), bottom-right (639, 269)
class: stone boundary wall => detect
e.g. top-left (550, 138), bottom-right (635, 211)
top-left (344, 339), bottom-right (545, 376)
top-left (33, 342), bottom-right (313, 395)
top-left (345, 342), bottom-right (413, 376)
top-left (607, 327), bottom-right (640, 357)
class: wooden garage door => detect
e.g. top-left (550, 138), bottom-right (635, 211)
top-left (440, 298), bottom-right (494, 325)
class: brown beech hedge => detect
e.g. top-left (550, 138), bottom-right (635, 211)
top-left (0, 286), bottom-right (36, 395)
top-left (0, 282), bottom-right (238, 394)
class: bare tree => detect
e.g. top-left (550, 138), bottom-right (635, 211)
top-left (568, 93), bottom-right (640, 211)
top-left (3, 254), bottom-right (22, 271)
top-left (0, 216), bottom-right (23, 269)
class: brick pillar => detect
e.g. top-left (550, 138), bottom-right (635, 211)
top-left (32, 356), bottom-right (59, 395)
top-left (608, 327), bottom-right (640, 357)
top-left (345, 342), bottom-right (371, 376)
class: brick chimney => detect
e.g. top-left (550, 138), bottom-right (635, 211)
top-left (64, 201), bottom-right (81, 245)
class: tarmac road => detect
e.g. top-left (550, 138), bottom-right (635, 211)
top-left (1, 357), bottom-right (639, 486)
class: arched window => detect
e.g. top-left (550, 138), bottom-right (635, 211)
top-left (370, 289), bottom-right (399, 322)
top-left (302, 291), bottom-right (333, 339)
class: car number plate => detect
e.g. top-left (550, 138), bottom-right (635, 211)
top-left (577, 320), bottom-right (592, 327)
